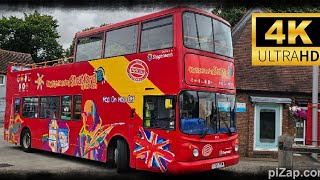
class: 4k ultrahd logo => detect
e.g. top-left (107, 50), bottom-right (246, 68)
top-left (252, 13), bottom-right (320, 65)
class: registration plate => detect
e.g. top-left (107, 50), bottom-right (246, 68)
top-left (211, 162), bottom-right (225, 169)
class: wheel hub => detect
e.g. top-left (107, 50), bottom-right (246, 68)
top-left (23, 133), bottom-right (30, 149)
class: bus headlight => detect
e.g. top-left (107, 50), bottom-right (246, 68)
top-left (233, 138), bottom-right (239, 152)
top-left (235, 143), bottom-right (239, 152)
top-left (193, 148), bottom-right (199, 157)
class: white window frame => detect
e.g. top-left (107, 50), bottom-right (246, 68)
top-left (253, 103), bottom-right (283, 151)
top-left (0, 75), bottom-right (5, 85)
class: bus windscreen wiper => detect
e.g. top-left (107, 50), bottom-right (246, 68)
top-left (200, 113), bottom-right (217, 139)
top-left (221, 117), bottom-right (233, 136)
top-left (200, 116), bottom-right (210, 139)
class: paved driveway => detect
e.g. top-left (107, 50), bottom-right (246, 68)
top-left (0, 126), bottom-right (318, 180)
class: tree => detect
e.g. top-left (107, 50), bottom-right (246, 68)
top-left (212, 6), bottom-right (249, 28)
top-left (212, 4), bottom-right (320, 27)
top-left (0, 11), bottom-right (63, 63)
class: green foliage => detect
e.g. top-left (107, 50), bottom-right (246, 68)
top-left (64, 36), bottom-right (76, 58)
top-left (270, 6), bottom-right (320, 13)
top-left (212, 6), bottom-right (249, 27)
top-left (0, 11), bottom-right (63, 63)
top-left (212, 5), bottom-right (320, 27)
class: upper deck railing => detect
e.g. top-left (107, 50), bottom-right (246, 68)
top-left (8, 57), bottom-right (74, 72)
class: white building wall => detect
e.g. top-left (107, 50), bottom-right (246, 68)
top-left (0, 75), bottom-right (6, 122)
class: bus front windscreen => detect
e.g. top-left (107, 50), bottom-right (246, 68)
top-left (183, 12), bottom-right (233, 58)
top-left (179, 91), bottom-right (236, 137)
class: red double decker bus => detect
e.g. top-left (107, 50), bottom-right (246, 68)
top-left (4, 6), bottom-right (239, 174)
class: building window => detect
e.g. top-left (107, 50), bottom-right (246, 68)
top-left (0, 75), bottom-right (5, 85)
top-left (140, 16), bottom-right (173, 52)
top-left (22, 97), bottom-right (39, 118)
top-left (73, 95), bottom-right (82, 120)
top-left (39, 96), bottom-right (60, 119)
top-left (75, 33), bottom-right (104, 62)
top-left (143, 96), bottom-right (176, 130)
top-left (254, 103), bottom-right (281, 151)
top-left (259, 109), bottom-right (276, 143)
top-left (105, 25), bottom-right (138, 57)
top-left (61, 96), bottom-right (72, 120)
top-left (294, 106), bottom-right (307, 145)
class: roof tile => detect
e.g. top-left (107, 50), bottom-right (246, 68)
top-left (0, 49), bottom-right (34, 74)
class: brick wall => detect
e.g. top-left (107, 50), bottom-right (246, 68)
top-left (233, 11), bottom-right (299, 158)
top-left (235, 93), bottom-right (249, 157)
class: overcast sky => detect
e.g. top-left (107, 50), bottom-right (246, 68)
top-left (0, 4), bottom-right (213, 50)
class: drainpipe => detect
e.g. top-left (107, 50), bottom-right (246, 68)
top-left (312, 65), bottom-right (318, 159)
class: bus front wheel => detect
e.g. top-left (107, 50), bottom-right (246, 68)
top-left (21, 129), bottom-right (32, 153)
top-left (115, 139), bottom-right (129, 173)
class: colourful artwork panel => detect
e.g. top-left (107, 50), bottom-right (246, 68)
top-left (133, 127), bottom-right (175, 172)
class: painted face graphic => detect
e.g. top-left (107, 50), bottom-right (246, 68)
top-left (82, 100), bottom-right (99, 131)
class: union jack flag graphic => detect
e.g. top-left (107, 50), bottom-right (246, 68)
top-left (133, 127), bottom-right (175, 172)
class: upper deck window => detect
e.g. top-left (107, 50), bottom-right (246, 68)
top-left (75, 33), bottom-right (103, 62)
top-left (105, 25), bottom-right (138, 57)
top-left (140, 16), bottom-right (173, 52)
top-left (212, 19), bottom-right (233, 58)
top-left (183, 12), bottom-right (233, 58)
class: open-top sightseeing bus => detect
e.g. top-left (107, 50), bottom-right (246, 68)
top-left (4, 6), bottom-right (239, 174)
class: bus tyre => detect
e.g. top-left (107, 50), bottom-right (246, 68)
top-left (106, 145), bottom-right (116, 168)
top-left (21, 129), bottom-right (32, 153)
top-left (116, 139), bottom-right (129, 173)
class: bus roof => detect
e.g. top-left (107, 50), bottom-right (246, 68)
top-left (76, 6), bottom-right (230, 38)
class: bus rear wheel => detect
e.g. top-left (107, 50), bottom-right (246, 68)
top-left (21, 129), bottom-right (32, 153)
top-left (115, 139), bottom-right (129, 173)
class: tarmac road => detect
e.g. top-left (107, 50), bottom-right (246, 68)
top-left (0, 126), bottom-right (301, 180)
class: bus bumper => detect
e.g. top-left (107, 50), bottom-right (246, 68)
top-left (167, 154), bottom-right (240, 174)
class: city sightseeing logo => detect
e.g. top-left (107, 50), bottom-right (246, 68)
top-left (202, 144), bottom-right (213, 157)
top-left (127, 59), bottom-right (149, 82)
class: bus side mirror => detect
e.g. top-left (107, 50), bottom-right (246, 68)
top-left (165, 99), bottom-right (173, 109)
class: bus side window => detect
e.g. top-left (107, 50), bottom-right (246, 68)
top-left (22, 97), bottom-right (39, 118)
top-left (140, 16), bottom-right (173, 52)
top-left (39, 96), bottom-right (60, 119)
top-left (143, 96), bottom-right (176, 130)
top-left (75, 33), bottom-right (104, 62)
top-left (73, 95), bottom-right (82, 120)
top-left (61, 96), bottom-right (72, 120)
top-left (105, 25), bottom-right (138, 57)
top-left (14, 98), bottom-right (21, 113)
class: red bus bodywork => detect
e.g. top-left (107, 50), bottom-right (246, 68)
top-left (4, 6), bottom-right (239, 174)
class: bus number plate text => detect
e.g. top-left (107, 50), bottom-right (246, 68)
top-left (211, 162), bottom-right (225, 169)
